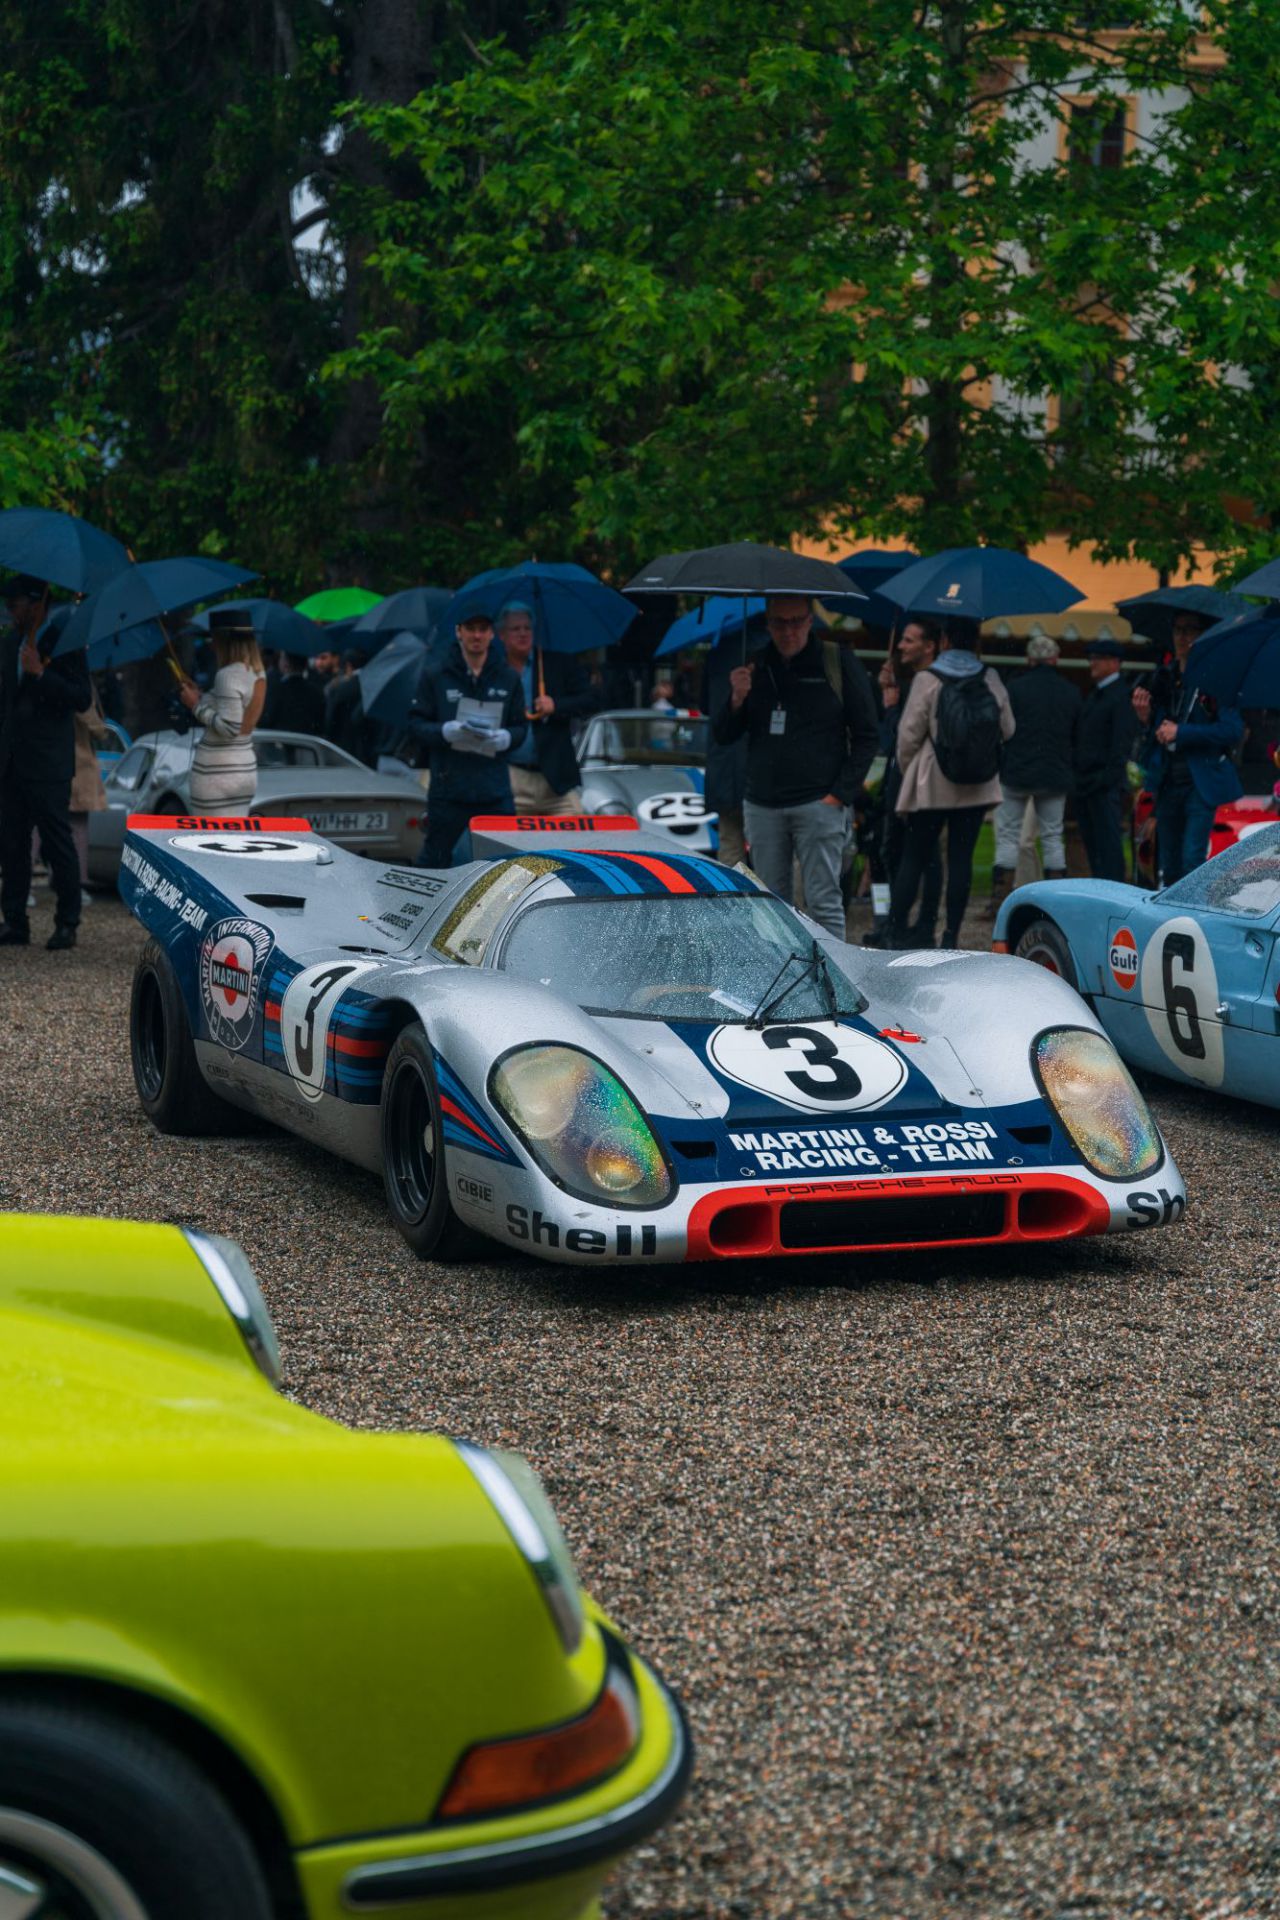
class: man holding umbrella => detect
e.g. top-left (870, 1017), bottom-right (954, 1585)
top-left (498, 600), bottom-right (599, 813)
top-left (406, 603), bottom-right (527, 866)
top-left (0, 575), bottom-right (92, 949)
top-left (714, 595), bottom-right (878, 937)
top-left (1133, 611), bottom-right (1243, 884)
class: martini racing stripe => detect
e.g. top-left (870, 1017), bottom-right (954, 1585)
top-left (434, 1058), bottom-right (520, 1164)
top-left (550, 849), bottom-right (757, 899)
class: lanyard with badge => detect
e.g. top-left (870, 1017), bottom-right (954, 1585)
top-left (766, 660), bottom-right (786, 735)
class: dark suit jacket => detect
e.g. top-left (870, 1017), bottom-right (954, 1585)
top-left (0, 621), bottom-right (92, 787)
top-left (507, 649), bottom-right (600, 794)
top-left (263, 670), bottom-right (326, 737)
top-left (1074, 676), bottom-right (1134, 798)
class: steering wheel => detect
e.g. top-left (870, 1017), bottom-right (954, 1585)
top-left (630, 983), bottom-right (710, 1009)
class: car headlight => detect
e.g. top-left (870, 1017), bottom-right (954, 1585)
top-left (183, 1228), bottom-right (282, 1385)
top-left (456, 1442), bottom-right (584, 1655)
top-left (490, 1045), bottom-right (672, 1208)
top-left (1033, 1027), bottom-right (1163, 1181)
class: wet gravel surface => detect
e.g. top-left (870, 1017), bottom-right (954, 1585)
top-left (2, 892), bottom-right (1278, 1919)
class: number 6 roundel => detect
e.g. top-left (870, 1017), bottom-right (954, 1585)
top-left (1139, 916), bottom-right (1226, 1089)
top-left (707, 1023), bottom-right (907, 1114)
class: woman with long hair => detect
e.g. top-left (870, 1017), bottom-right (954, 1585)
top-left (178, 608), bottom-right (266, 810)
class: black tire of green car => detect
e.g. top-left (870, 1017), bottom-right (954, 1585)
top-left (1013, 917), bottom-right (1080, 992)
top-left (130, 938), bottom-right (247, 1136)
top-left (380, 1023), bottom-right (478, 1261)
top-left (0, 1695), bottom-right (273, 1920)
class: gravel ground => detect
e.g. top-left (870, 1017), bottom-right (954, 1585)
top-left (2, 890), bottom-right (1278, 1920)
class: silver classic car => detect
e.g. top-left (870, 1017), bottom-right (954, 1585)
top-left (89, 731), bottom-right (427, 884)
top-left (577, 710), bottom-right (717, 852)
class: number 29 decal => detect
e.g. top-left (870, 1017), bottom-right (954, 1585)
top-left (1139, 917), bottom-right (1225, 1089)
top-left (707, 1023), bottom-right (907, 1114)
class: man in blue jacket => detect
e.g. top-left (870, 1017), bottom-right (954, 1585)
top-left (1133, 612), bottom-right (1243, 885)
top-left (405, 604), bottom-right (528, 867)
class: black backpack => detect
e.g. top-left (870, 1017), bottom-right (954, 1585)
top-left (930, 668), bottom-right (1002, 785)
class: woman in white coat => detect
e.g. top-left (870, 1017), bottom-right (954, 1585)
top-left (178, 608), bottom-right (267, 810)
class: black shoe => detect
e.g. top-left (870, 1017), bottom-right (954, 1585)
top-left (941, 927), bottom-right (961, 948)
top-left (906, 922), bottom-right (937, 949)
top-left (46, 925), bottom-right (77, 951)
top-left (0, 923), bottom-right (30, 946)
top-left (861, 925), bottom-right (887, 948)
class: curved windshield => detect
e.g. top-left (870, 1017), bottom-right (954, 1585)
top-left (581, 715), bottom-right (709, 767)
top-left (1158, 821), bottom-right (1280, 919)
top-left (495, 893), bottom-right (866, 1022)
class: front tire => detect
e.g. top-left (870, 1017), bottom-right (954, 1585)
top-left (130, 939), bottom-right (247, 1136)
top-left (381, 1024), bottom-right (477, 1261)
top-left (1014, 917), bottom-right (1080, 992)
top-left (0, 1696), bottom-right (272, 1920)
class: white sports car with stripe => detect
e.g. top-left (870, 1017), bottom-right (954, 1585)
top-left (121, 812), bottom-right (1186, 1266)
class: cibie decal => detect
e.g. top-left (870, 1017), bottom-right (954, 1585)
top-left (170, 832), bottom-right (319, 862)
top-left (279, 960), bottom-right (381, 1101)
top-left (1109, 926), bottom-right (1139, 992)
top-left (706, 1023), bottom-right (907, 1115)
top-left (199, 918), bottom-right (274, 1051)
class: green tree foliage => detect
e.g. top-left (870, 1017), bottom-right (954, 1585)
top-left (337, 0), bottom-right (1262, 579)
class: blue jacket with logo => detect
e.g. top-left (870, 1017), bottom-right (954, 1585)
top-left (1140, 658), bottom-right (1243, 808)
top-left (405, 642), bottom-right (528, 794)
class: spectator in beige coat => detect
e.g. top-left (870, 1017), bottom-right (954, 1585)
top-left (69, 698), bottom-right (109, 894)
top-left (887, 626), bottom-right (1014, 947)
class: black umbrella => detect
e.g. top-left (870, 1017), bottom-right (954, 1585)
top-left (0, 507), bottom-right (129, 594)
top-left (1116, 584), bottom-right (1249, 652)
top-left (625, 542), bottom-right (866, 601)
top-left (190, 597), bottom-right (323, 653)
top-left (354, 586), bottom-right (452, 638)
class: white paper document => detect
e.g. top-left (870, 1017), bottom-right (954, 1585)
top-left (452, 696), bottom-right (506, 756)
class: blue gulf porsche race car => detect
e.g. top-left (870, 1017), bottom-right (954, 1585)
top-left (994, 821), bottom-right (1280, 1111)
top-left (120, 811), bottom-right (1186, 1265)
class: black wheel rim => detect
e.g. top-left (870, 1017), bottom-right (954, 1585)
top-left (134, 969), bottom-right (167, 1101)
top-left (386, 1059), bottom-right (437, 1224)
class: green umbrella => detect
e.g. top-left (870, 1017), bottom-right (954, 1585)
top-left (294, 586), bottom-right (383, 622)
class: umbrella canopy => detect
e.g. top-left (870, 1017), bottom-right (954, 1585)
top-left (356, 630), bottom-right (430, 727)
top-left (445, 562), bottom-right (637, 654)
top-left (879, 546), bottom-right (1082, 622)
top-left (190, 597), bottom-right (323, 653)
top-left (294, 586), bottom-right (383, 622)
top-left (1116, 584), bottom-right (1249, 651)
top-left (832, 548), bottom-right (921, 631)
top-left (625, 542), bottom-right (865, 601)
top-left (0, 508), bottom-right (130, 595)
top-left (1230, 557), bottom-right (1280, 599)
top-left (51, 557), bottom-right (257, 658)
top-left (354, 586), bottom-right (451, 638)
top-left (655, 596), bottom-right (767, 659)
top-left (1184, 610), bottom-right (1280, 709)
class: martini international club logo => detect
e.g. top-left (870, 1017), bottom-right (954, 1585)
top-left (199, 917), bottom-right (275, 1051)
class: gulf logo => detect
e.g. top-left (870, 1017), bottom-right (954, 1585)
top-left (1109, 926), bottom-right (1139, 992)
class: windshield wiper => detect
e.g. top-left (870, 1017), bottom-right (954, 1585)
top-left (746, 940), bottom-right (850, 1029)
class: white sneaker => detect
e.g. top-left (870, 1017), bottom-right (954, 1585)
top-left (26, 892), bottom-right (35, 909)
top-left (81, 890), bottom-right (93, 909)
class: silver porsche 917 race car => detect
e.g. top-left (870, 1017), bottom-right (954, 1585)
top-left (121, 811), bottom-right (1186, 1266)
top-left (90, 730), bottom-right (427, 884)
top-left (577, 711), bottom-right (717, 852)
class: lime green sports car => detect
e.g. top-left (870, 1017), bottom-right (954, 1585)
top-left (0, 1214), bottom-right (689, 1920)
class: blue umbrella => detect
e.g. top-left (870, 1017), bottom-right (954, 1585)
top-left (354, 586), bottom-right (452, 638)
top-left (52, 557), bottom-right (257, 658)
top-left (0, 507), bottom-right (130, 594)
top-left (1116, 584), bottom-right (1249, 651)
top-left (356, 630), bottom-right (431, 727)
top-left (655, 596), bottom-right (767, 659)
top-left (1231, 557), bottom-right (1280, 599)
top-left (879, 546), bottom-right (1083, 622)
top-left (189, 597), bottom-right (323, 653)
top-left (834, 548), bottom-right (921, 632)
top-left (445, 562), bottom-right (637, 654)
top-left (1183, 609), bottom-right (1280, 708)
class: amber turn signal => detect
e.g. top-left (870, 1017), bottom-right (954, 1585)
top-left (438, 1667), bottom-right (639, 1820)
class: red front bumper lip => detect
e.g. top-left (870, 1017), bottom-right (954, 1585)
top-left (685, 1172), bottom-right (1111, 1260)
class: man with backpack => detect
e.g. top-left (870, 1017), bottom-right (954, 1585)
top-left (886, 623), bottom-right (1014, 949)
top-left (713, 594), bottom-right (878, 937)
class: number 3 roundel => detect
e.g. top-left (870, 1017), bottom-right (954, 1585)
top-left (707, 1023), bottom-right (907, 1113)
top-left (1139, 915), bottom-right (1225, 1089)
